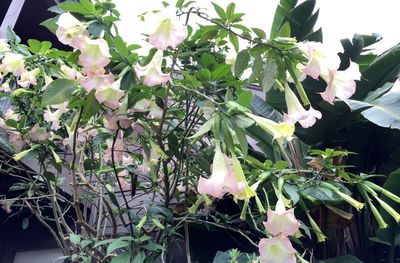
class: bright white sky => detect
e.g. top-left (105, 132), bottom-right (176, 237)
top-left (114, 0), bottom-right (400, 54)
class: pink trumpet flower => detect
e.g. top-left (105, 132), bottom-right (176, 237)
top-left (135, 50), bottom-right (171, 87)
top-left (284, 85), bottom-right (322, 128)
top-left (258, 236), bottom-right (297, 263)
top-left (320, 61), bottom-right (361, 104)
top-left (263, 195), bottom-right (300, 236)
top-left (197, 142), bottom-right (245, 199)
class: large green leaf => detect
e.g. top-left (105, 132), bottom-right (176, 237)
top-left (42, 79), bottom-right (77, 106)
top-left (353, 44), bottom-right (400, 100)
top-left (270, 0), bottom-right (298, 39)
top-left (345, 82), bottom-right (400, 129)
top-left (281, 0), bottom-right (320, 41)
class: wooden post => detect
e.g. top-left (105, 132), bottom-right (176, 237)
top-left (0, 0), bottom-right (26, 38)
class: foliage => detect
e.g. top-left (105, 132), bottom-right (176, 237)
top-left (0, 0), bottom-right (399, 262)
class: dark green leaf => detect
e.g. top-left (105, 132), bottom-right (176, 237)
top-left (212, 2), bottom-right (226, 19)
top-left (82, 91), bottom-right (101, 120)
top-left (261, 60), bottom-right (277, 92)
top-left (233, 49), bottom-right (250, 77)
top-left (42, 79), bottom-right (77, 106)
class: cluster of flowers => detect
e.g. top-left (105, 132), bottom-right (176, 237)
top-left (284, 41), bottom-right (361, 128)
top-left (258, 195), bottom-right (301, 263)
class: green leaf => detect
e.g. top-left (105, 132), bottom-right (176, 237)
top-left (261, 60), bottom-right (277, 92)
top-left (228, 32), bottom-right (239, 52)
top-left (233, 125), bottom-right (248, 156)
top-left (114, 36), bottom-right (128, 57)
top-left (195, 68), bottom-right (211, 81)
top-left (236, 90), bottom-right (253, 107)
top-left (42, 79), bottom-right (77, 106)
top-left (69, 233), bottom-right (81, 245)
top-left (22, 217), bottom-right (29, 230)
top-left (40, 17), bottom-right (59, 34)
top-left (132, 251), bottom-right (145, 263)
top-left (233, 49), bottom-right (250, 77)
top-left (88, 22), bottom-right (105, 37)
top-left (212, 64), bottom-right (231, 80)
top-left (212, 2), bottom-right (226, 19)
top-left (120, 69), bottom-right (134, 90)
top-left (226, 3), bottom-right (236, 18)
top-left (189, 117), bottom-right (214, 139)
top-left (27, 39), bottom-right (42, 53)
top-left (251, 28), bottom-right (266, 39)
top-left (58, 1), bottom-right (92, 15)
top-left (345, 82), bottom-right (400, 129)
top-left (111, 252), bottom-right (131, 263)
top-left (270, 0), bottom-right (297, 39)
top-left (83, 159), bottom-right (100, 171)
top-left (248, 56), bottom-right (263, 84)
top-left (82, 91), bottom-right (101, 120)
top-left (107, 239), bottom-right (130, 255)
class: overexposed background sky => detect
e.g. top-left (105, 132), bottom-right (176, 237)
top-left (114, 0), bottom-right (400, 54)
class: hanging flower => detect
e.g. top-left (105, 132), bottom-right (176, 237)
top-left (60, 65), bottom-right (80, 80)
top-left (56, 12), bottom-right (89, 48)
top-left (245, 113), bottom-right (295, 145)
top-left (197, 142), bottom-right (245, 199)
top-left (258, 236), bottom-right (296, 263)
top-left (43, 102), bottom-right (69, 131)
top-left (8, 132), bottom-right (26, 151)
top-left (263, 195), bottom-right (300, 236)
top-left (95, 79), bottom-right (125, 110)
top-left (30, 124), bottom-right (50, 142)
top-left (297, 41), bottom-right (341, 79)
top-left (78, 38), bottom-right (111, 70)
top-left (135, 50), bottom-right (171, 87)
top-left (0, 39), bottom-right (10, 52)
top-left (320, 61), bottom-right (361, 104)
top-left (147, 9), bottom-right (188, 50)
top-left (18, 68), bottom-right (40, 88)
top-left (80, 69), bottom-right (114, 93)
top-left (0, 52), bottom-right (25, 76)
top-left (284, 85), bottom-right (322, 128)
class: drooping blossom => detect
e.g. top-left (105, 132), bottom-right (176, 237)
top-left (0, 39), bottom-right (10, 52)
top-left (80, 68), bottom-right (114, 93)
top-left (284, 85), bottom-right (322, 128)
top-left (78, 38), bottom-right (111, 70)
top-left (18, 68), bottom-right (40, 88)
top-left (30, 124), bottom-right (50, 142)
top-left (0, 52), bottom-right (25, 76)
top-left (60, 65), bottom-right (80, 80)
top-left (103, 111), bottom-right (132, 132)
top-left (135, 50), bottom-right (171, 87)
top-left (258, 236), bottom-right (296, 263)
top-left (263, 195), bottom-right (300, 236)
top-left (320, 61), bottom-right (361, 104)
top-left (297, 41), bottom-right (342, 79)
top-left (147, 9), bottom-right (188, 50)
top-left (56, 12), bottom-right (89, 48)
top-left (197, 142), bottom-right (245, 199)
top-left (0, 82), bottom-right (10, 93)
top-left (245, 112), bottom-right (295, 145)
top-left (43, 102), bottom-right (69, 130)
top-left (95, 79), bottom-right (125, 110)
top-left (8, 132), bottom-right (26, 151)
